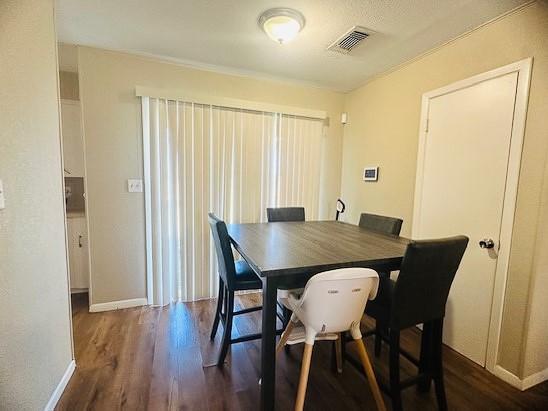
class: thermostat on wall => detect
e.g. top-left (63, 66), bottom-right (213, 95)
top-left (363, 167), bottom-right (378, 181)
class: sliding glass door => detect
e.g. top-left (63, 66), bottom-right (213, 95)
top-left (142, 97), bottom-right (324, 304)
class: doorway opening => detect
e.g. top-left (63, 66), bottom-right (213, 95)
top-left (58, 44), bottom-right (91, 312)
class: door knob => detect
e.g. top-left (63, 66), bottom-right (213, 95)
top-left (479, 238), bottom-right (495, 249)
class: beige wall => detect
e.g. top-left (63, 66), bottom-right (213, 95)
top-left (340, 2), bottom-right (548, 378)
top-left (0, 0), bottom-right (73, 409)
top-left (58, 43), bottom-right (78, 73)
top-left (522, 154), bottom-right (548, 377)
top-left (78, 47), bottom-right (345, 305)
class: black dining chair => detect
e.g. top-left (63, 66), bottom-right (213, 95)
top-left (266, 207), bottom-right (305, 223)
top-left (358, 212), bottom-right (403, 236)
top-left (266, 207), bottom-right (306, 329)
top-left (364, 236), bottom-right (469, 411)
top-left (208, 213), bottom-right (266, 366)
top-left (358, 212), bottom-right (403, 356)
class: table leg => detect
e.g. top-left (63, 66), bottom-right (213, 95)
top-left (261, 276), bottom-right (278, 411)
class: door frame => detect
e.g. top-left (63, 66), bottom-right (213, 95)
top-left (61, 98), bottom-right (93, 306)
top-left (412, 58), bottom-right (532, 373)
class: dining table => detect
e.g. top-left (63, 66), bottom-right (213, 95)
top-left (227, 220), bottom-right (411, 411)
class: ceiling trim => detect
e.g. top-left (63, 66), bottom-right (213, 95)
top-left (352, 0), bottom-right (536, 90)
top-left (75, 44), bottom-right (346, 93)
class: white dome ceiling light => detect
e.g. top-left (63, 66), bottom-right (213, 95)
top-left (258, 8), bottom-right (305, 44)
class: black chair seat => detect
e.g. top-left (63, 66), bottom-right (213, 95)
top-left (266, 207), bottom-right (307, 329)
top-left (234, 260), bottom-right (262, 290)
top-left (361, 236), bottom-right (469, 411)
top-left (352, 212), bottom-right (403, 357)
top-left (364, 276), bottom-right (395, 323)
top-left (208, 213), bottom-right (265, 366)
top-left (358, 212), bottom-right (403, 236)
top-left (266, 206), bottom-right (305, 223)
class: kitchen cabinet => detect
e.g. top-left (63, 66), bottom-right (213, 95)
top-left (67, 215), bottom-right (89, 291)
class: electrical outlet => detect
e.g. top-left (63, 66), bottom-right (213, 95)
top-left (127, 179), bottom-right (143, 193)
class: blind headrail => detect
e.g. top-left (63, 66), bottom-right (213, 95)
top-left (135, 86), bottom-right (327, 120)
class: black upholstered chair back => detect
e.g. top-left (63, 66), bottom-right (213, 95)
top-left (359, 212), bottom-right (403, 236)
top-left (391, 236), bottom-right (469, 329)
top-left (266, 207), bottom-right (305, 222)
top-left (208, 213), bottom-right (236, 290)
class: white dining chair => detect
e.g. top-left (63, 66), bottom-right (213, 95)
top-left (277, 267), bottom-right (386, 411)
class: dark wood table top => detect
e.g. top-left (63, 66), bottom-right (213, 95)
top-left (227, 220), bottom-right (411, 277)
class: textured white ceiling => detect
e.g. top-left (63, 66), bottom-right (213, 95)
top-left (55, 0), bottom-right (529, 91)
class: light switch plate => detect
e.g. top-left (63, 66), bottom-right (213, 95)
top-left (0, 179), bottom-right (5, 209)
top-left (127, 179), bottom-right (143, 193)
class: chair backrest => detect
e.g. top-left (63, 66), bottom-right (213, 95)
top-left (208, 213), bottom-right (236, 289)
top-left (266, 207), bottom-right (305, 222)
top-left (292, 268), bottom-right (379, 341)
top-left (358, 212), bottom-right (403, 236)
top-left (391, 236), bottom-right (469, 329)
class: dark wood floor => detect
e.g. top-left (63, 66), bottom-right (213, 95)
top-left (57, 293), bottom-right (548, 410)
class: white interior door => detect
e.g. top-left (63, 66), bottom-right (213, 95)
top-left (414, 72), bottom-right (519, 366)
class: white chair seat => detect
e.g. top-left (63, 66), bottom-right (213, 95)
top-left (284, 322), bottom-right (338, 345)
top-left (275, 267), bottom-right (386, 411)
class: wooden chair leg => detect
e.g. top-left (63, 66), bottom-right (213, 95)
top-left (335, 335), bottom-right (343, 374)
top-left (276, 320), bottom-right (295, 354)
top-left (210, 280), bottom-right (225, 340)
top-left (389, 329), bottom-right (402, 411)
top-left (282, 306), bottom-right (292, 328)
top-left (282, 306), bottom-right (293, 354)
top-left (354, 338), bottom-right (387, 411)
top-left (433, 319), bottom-right (448, 411)
top-left (217, 290), bottom-right (234, 366)
top-left (418, 321), bottom-right (433, 392)
top-left (295, 343), bottom-right (314, 411)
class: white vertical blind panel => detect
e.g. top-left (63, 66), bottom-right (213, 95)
top-left (144, 98), bottom-right (324, 303)
top-left (278, 115), bottom-right (323, 220)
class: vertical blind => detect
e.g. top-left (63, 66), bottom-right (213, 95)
top-left (142, 97), bottom-right (324, 305)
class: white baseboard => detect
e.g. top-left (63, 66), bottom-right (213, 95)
top-left (523, 367), bottom-right (548, 390)
top-left (89, 297), bottom-right (147, 312)
top-left (70, 288), bottom-right (88, 294)
top-left (493, 364), bottom-right (548, 390)
top-left (493, 365), bottom-right (523, 389)
top-left (44, 360), bottom-right (75, 411)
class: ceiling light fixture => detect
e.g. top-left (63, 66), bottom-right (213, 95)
top-left (258, 8), bottom-right (305, 44)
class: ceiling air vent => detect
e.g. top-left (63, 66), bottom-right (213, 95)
top-left (327, 26), bottom-right (374, 54)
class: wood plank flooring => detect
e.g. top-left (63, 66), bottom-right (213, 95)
top-left (57, 293), bottom-right (548, 410)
